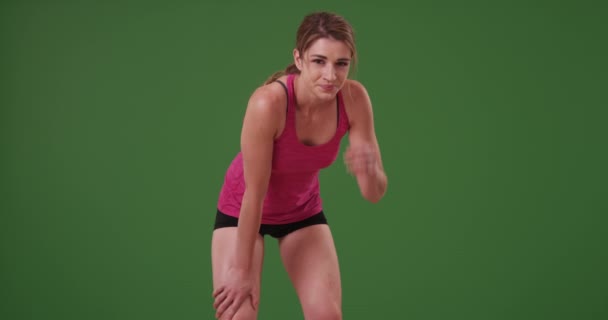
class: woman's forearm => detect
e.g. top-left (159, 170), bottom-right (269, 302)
top-left (357, 166), bottom-right (387, 203)
top-left (233, 192), bottom-right (264, 272)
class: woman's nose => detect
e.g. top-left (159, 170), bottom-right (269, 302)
top-left (323, 66), bottom-right (337, 81)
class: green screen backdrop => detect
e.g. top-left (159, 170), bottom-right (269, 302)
top-left (1, 0), bottom-right (607, 319)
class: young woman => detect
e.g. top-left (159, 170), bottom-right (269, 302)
top-left (212, 11), bottom-right (388, 320)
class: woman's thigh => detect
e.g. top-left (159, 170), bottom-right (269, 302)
top-left (279, 224), bottom-right (342, 320)
top-left (212, 227), bottom-right (265, 320)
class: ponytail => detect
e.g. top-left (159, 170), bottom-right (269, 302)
top-left (264, 63), bottom-right (300, 85)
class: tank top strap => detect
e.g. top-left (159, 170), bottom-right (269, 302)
top-left (336, 90), bottom-right (350, 131)
top-left (285, 73), bottom-right (297, 126)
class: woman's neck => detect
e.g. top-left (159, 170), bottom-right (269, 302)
top-left (293, 75), bottom-right (332, 115)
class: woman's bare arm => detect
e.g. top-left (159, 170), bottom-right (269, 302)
top-left (233, 87), bottom-right (282, 272)
top-left (343, 80), bottom-right (388, 203)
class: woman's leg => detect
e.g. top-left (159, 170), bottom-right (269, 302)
top-left (212, 227), bottom-right (265, 320)
top-left (279, 224), bottom-right (342, 320)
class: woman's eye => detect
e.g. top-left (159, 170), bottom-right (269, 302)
top-left (337, 62), bottom-right (349, 67)
top-left (313, 59), bottom-right (324, 64)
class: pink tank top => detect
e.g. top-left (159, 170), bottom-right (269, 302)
top-left (217, 74), bottom-right (350, 224)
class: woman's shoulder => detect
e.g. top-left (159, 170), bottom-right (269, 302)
top-left (342, 79), bottom-right (370, 100)
top-left (245, 78), bottom-right (289, 121)
top-left (341, 79), bottom-right (372, 118)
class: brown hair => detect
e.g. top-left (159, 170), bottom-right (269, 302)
top-left (264, 11), bottom-right (357, 85)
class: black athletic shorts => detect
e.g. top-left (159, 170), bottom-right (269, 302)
top-left (213, 209), bottom-right (328, 239)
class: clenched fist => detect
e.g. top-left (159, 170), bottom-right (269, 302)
top-left (344, 144), bottom-right (379, 177)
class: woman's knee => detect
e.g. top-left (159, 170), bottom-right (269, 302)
top-left (224, 312), bottom-right (257, 320)
top-left (303, 301), bottom-right (342, 320)
top-left (218, 303), bottom-right (258, 320)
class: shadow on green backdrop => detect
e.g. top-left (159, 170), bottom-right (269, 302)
top-left (1, 0), bottom-right (607, 319)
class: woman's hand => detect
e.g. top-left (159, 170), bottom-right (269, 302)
top-left (344, 144), bottom-right (380, 177)
top-left (213, 266), bottom-right (258, 319)
top-left (344, 143), bottom-right (387, 202)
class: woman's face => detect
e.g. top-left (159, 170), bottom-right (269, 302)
top-left (294, 37), bottom-right (352, 102)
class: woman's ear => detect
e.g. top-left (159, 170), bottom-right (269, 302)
top-left (293, 49), bottom-right (302, 71)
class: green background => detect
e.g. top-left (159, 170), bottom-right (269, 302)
top-left (2, 0), bottom-right (607, 319)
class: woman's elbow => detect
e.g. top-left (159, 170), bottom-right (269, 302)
top-left (361, 186), bottom-right (386, 203)
top-left (361, 174), bottom-right (387, 203)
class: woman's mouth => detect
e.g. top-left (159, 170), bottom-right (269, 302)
top-left (320, 84), bottom-right (335, 92)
